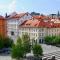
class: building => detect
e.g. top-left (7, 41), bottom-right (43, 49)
top-left (19, 18), bottom-right (60, 44)
top-left (6, 12), bottom-right (32, 42)
top-left (48, 11), bottom-right (60, 19)
top-left (0, 16), bottom-right (6, 36)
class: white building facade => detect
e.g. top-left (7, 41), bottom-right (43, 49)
top-left (6, 12), bottom-right (32, 42)
top-left (19, 19), bottom-right (60, 44)
top-left (19, 27), bottom-right (47, 43)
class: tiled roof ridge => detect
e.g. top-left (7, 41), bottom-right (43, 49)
top-left (20, 19), bottom-right (60, 28)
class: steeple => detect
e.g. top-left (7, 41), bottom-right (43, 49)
top-left (57, 11), bottom-right (60, 18)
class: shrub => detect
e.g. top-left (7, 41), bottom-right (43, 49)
top-left (0, 35), bottom-right (13, 49)
top-left (0, 34), bottom-right (4, 49)
top-left (11, 44), bottom-right (24, 60)
top-left (44, 36), bottom-right (53, 44)
top-left (44, 35), bottom-right (60, 45)
top-left (11, 33), bottom-right (31, 60)
top-left (4, 37), bottom-right (13, 48)
top-left (32, 44), bottom-right (43, 57)
top-left (22, 34), bottom-right (31, 53)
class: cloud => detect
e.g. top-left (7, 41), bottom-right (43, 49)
top-left (0, 0), bottom-right (16, 15)
top-left (8, 0), bottom-right (16, 13)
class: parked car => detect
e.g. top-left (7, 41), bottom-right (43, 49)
top-left (0, 48), bottom-right (11, 54)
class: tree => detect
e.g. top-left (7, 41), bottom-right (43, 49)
top-left (11, 44), bottom-right (24, 60)
top-left (44, 35), bottom-right (60, 45)
top-left (17, 36), bottom-right (22, 45)
top-left (11, 34), bottom-right (31, 60)
top-left (52, 36), bottom-right (60, 45)
top-left (44, 36), bottom-right (52, 44)
top-left (4, 37), bottom-right (13, 48)
top-left (0, 34), bottom-right (13, 48)
top-left (0, 34), bottom-right (4, 49)
top-left (32, 44), bottom-right (43, 57)
top-left (31, 12), bottom-right (40, 16)
top-left (22, 34), bottom-right (31, 54)
top-left (11, 37), bottom-right (25, 60)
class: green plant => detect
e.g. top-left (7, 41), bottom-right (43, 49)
top-left (44, 36), bottom-right (52, 44)
top-left (11, 44), bottom-right (24, 60)
top-left (0, 34), bottom-right (4, 49)
top-left (4, 37), bottom-right (13, 48)
top-left (22, 34), bottom-right (31, 54)
top-left (11, 33), bottom-right (31, 60)
top-left (32, 44), bottom-right (43, 57)
top-left (44, 35), bottom-right (60, 45)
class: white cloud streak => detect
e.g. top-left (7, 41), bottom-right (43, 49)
top-left (8, 0), bottom-right (16, 13)
top-left (0, 0), bottom-right (16, 15)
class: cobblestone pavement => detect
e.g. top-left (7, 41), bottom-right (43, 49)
top-left (0, 55), bottom-right (11, 60)
top-left (41, 44), bottom-right (60, 54)
top-left (41, 44), bottom-right (60, 60)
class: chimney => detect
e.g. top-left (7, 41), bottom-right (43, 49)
top-left (5, 13), bottom-right (8, 18)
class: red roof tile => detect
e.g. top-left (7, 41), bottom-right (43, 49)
top-left (20, 19), bottom-right (60, 28)
top-left (33, 15), bottom-right (51, 20)
top-left (0, 16), bottom-right (5, 20)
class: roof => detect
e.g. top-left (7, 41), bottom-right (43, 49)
top-left (11, 13), bottom-right (26, 18)
top-left (19, 19), bottom-right (60, 28)
top-left (33, 15), bottom-right (51, 20)
top-left (7, 12), bottom-right (29, 19)
top-left (0, 15), bottom-right (5, 20)
top-left (51, 19), bottom-right (60, 23)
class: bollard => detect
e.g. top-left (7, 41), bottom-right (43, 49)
top-left (42, 57), bottom-right (47, 60)
top-left (48, 58), bottom-right (52, 60)
top-left (51, 55), bottom-right (56, 60)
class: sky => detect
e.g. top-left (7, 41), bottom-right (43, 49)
top-left (0, 0), bottom-right (60, 15)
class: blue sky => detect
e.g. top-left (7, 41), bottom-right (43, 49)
top-left (0, 0), bottom-right (60, 15)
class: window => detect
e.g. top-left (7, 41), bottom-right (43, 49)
top-left (29, 28), bottom-right (30, 31)
top-left (42, 28), bottom-right (44, 31)
top-left (36, 34), bottom-right (37, 37)
top-left (11, 31), bottom-right (14, 35)
top-left (39, 39), bottom-right (44, 43)
top-left (39, 39), bottom-right (41, 43)
top-left (36, 29), bottom-right (37, 32)
top-left (39, 29), bottom-right (41, 32)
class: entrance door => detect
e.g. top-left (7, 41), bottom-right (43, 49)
top-left (39, 39), bottom-right (44, 44)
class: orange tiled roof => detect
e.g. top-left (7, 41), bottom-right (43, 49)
top-left (0, 16), bottom-right (5, 20)
top-left (33, 15), bottom-right (51, 20)
top-left (20, 19), bottom-right (60, 28)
